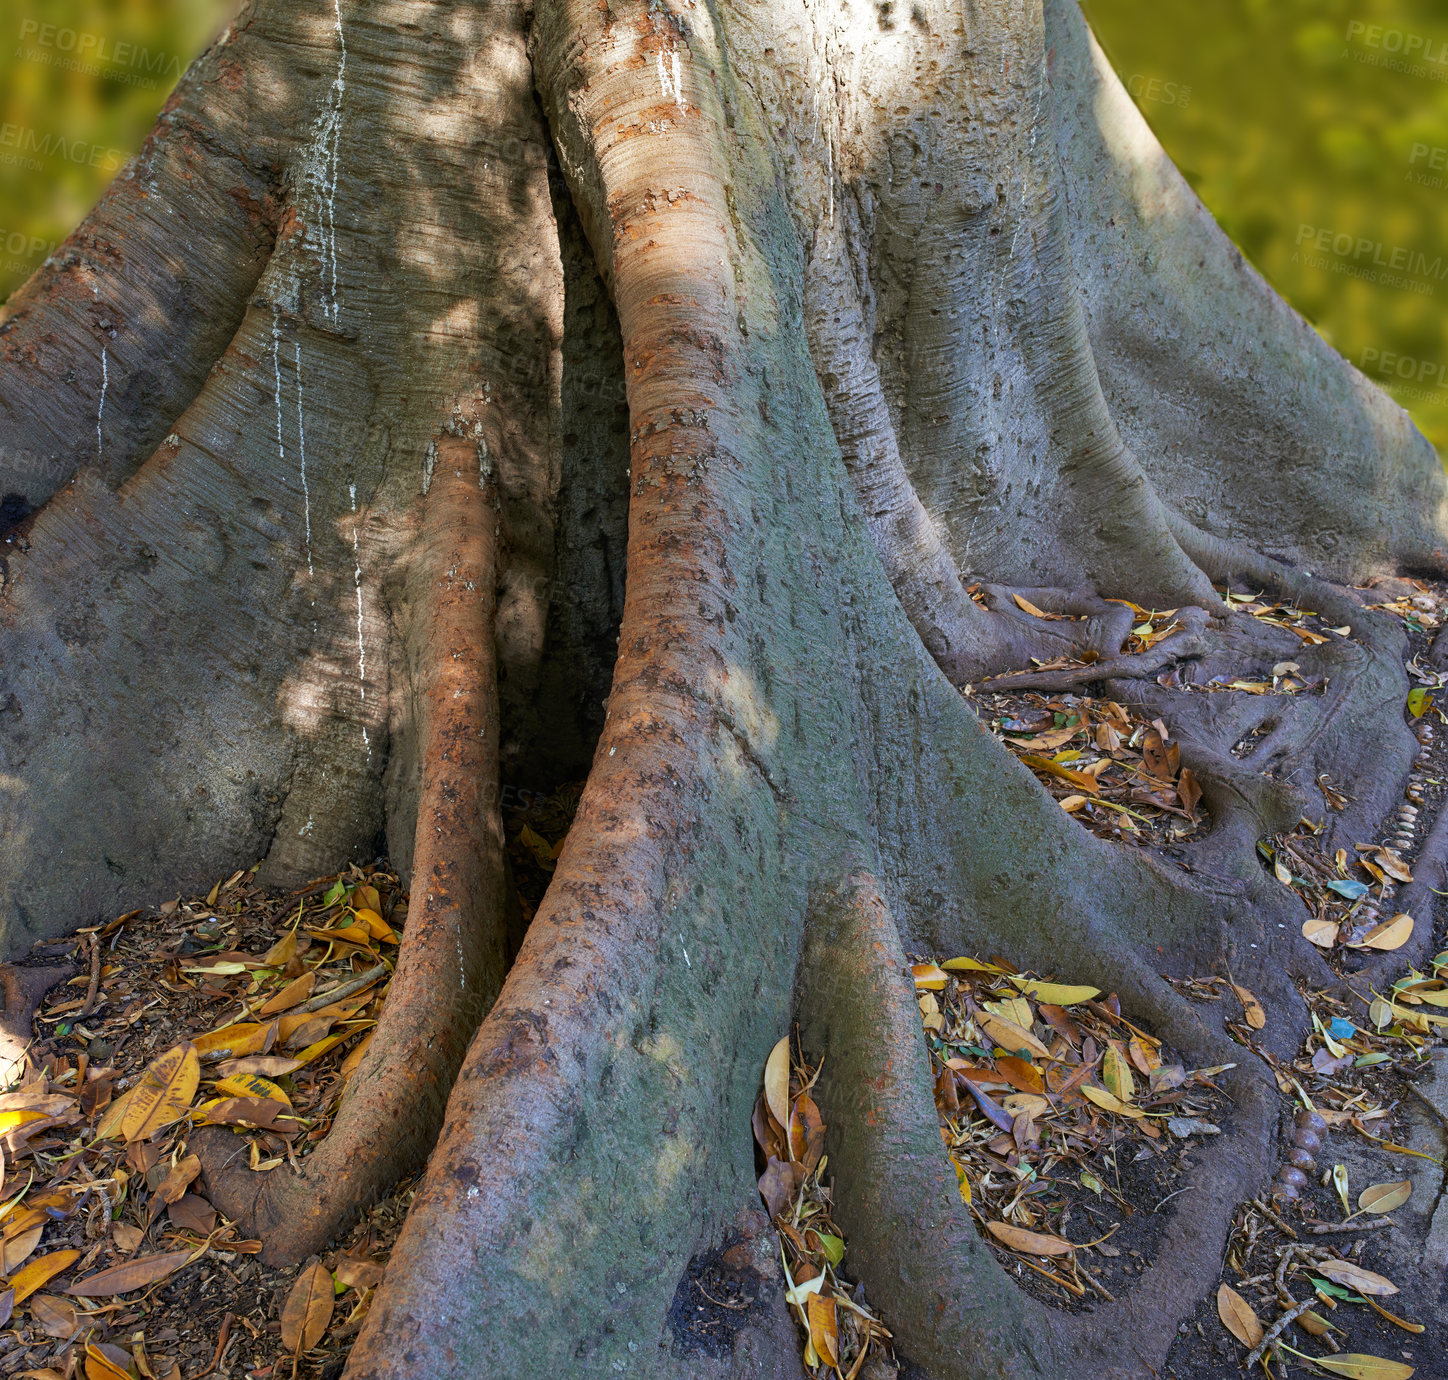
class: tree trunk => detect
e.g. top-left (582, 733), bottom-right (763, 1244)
top-left (1, 0), bottom-right (1442, 1375)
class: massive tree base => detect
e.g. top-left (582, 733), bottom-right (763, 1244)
top-left (1, 0), bottom-right (1445, 1375)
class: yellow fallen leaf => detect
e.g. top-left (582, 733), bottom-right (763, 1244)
top-left (1350, 914), bottom-right (1413, 952)
top-left (1009, 979), bottom-right (1100, 1005)
top-left (280, 1260), bottom-right (334, 1355)
top-left (214, 1073), bottom-right (291, 1109)
top-left (10, 1250), bottom-right (80, 1304)
top-left (975, 1010), bottom-right (1050, 1060)
top-left (806, 1293), bottom-right (838, 1368)
top-left (1012, 593), bottom-right (1051, 618)
top-left (1103, 1046), bottom-right (1135, 1103)
top-left (192, 1023), bottom-right (275, 1059)
top-left (941, 956), bottom-right (1006, 974)
top-left (121, 1044), bottom-right (199, 1144)
top-left (258, 973), bottom-right (316, 1016)
top-left (1308, 1356), bottom-right (1413, 1380)
top-left (911, 963), bottom-right (949, 990)
top-left (1303, 918), bottom-right (1339, 949)
top-left (352, 908), bottom-right (397, 943)
top-left (1081, 1084), bottom-right (1145, 1119)
top-left (1230, 983), bottom-right (1266, 1029)
top-left (0, 1111), bottom-right (46, 1136)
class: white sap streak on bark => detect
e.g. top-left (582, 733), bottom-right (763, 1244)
top-left (306, 0), bottom-right (349, 325)
top-left (96, 346), bottom-right (107, 463)
top-left (293, 341), bottom-right (314, 580)
top-left (656, 48), bottom-right (685, 109)
top-left (349, 481), bottom-right (369, 749)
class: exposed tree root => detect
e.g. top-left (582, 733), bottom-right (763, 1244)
top-left (0, 958), bottom-right (76, 1083)
top-left (199, 443), bottom-right (508, 1263)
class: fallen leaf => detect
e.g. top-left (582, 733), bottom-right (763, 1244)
top-left (83, 1345), bottom-right (131, 1380)
top-left (258, 973), bottom-right (316, 1016)
top-left (1229, 983), bottom-right (1266, 1030)
top-left (352, 908), bottom-right (397, 943)
top-left (1177, 766), bottom-right (1202, 817)
top-left (1167, 1117), bottom-right (1221, 1137)
top-left (191, 1023), bottom-right (275, 1059)
top-left (168, 1194), bottom-right (216, 1236)
top-left (1019, 753), bottom-right (1100, 794)
top-left (199, 1096), bottom-right (290, 1130)
top-left (807, 1293), bottom-right (838, 1368)
top-left (1350, 914), bottom-right (1413, 952)
top-left (1012, 593), bottom-right (1051, 618)
top-left (280, 1260), bottom-right (334, 1355)
top-left (334, 1256), bottom-right (386, 1290)
top-left (1314, 1259), bottom-right (1398, 1296)
top-left (763, 1037), bottom-right (791, 1129)
top-left (214, 1055), bottom-right (302, 1079)
top-left (985, 1221), bottom-right (1073, 1257)
top-left (974, 1010), bottom-right (1050, 1060)
top-left (1009, 979), bottom-right (1100, 1005)
top-left (1375, 850), bottom-right (1412, 884)
top-left (121, 1044), bottom-right (199, 1143)
top-left (2, 1224), bottom-right (42, 1273)
top-left (1216, 1283), bottom-right (1263, 1348)
top-left (1303, 918), bottom-right (1339, 949)
top-left (262, 930), bottom-right (297, 967)
top-left (1102, 1046), bottom-right (1135, 1102)
top-left (757, 1157), bottom-right (800, 1219)
top-left (1357, 1180), bottom-right (1412, 1214)
top-left (1308, 1356), bottom-right (1413, 1380)
top-left (9, 1250), bottom-right (80, 1303)
top-left (1333, 1163), bottom-right (1351, 1216)
top-left (155, 1155), bottom-right (201, 1207)
top-left (911, 963), bottom-right (949, 990)
top-left (1081, 1084), bottom-right (1145, 1119)
top-left (0, 1287), bottom-right (10, 1329)
top-left (28, 1293), bottom-right (78, 1339)
top-left (214, 1073), bottom-right (291, 1108)
top-left (68, 1250), bottom-right (192, 1297)
top-left (1407, 687), bottom-right (1430, 718)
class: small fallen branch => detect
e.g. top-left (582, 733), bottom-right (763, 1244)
top-left (294, 962), bottom-right (389, 1015)
top-left (1245, 1296), bottom-right (1317, 1369)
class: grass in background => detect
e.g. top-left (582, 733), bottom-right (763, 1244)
top-left (2, 0), bottom-right (1445, 456)
top-left (1083, 0), bottom-right (1448, 454)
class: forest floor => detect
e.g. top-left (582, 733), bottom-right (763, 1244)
top-left (0, 582), bottom-right (1443, 1380)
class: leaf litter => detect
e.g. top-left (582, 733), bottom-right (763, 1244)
top-left (752, 1037), bottom-right (893, 1379)
top-left (908, 954), bottom-right (1229, 1308)
top-left (0, 864), bottom-right (413, 1379)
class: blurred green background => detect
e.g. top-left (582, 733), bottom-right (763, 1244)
top-left (3, 0), bottom-right (1447, 453)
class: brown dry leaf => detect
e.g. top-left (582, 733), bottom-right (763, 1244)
top-left (121, 1044), bottom-right (199, 1143)
top-left (68, 1250), bottom-right (192, 1297)
top-left (995, 1055), bottom-right (1045, 1095)
top-left (1314, 1259), bottom-right (1398, 1296)
top-left (2, 1224), bottom-right (42, 1273)
top-left (199, 1096), bottom-right (290, 1130)
top-left (757, 1157), bottom-right (800, 1219)
top-left (281, 1261), bottom-right (335, 1355)
top-left (974, 1010), bottom-right (1050, 1060)
top-left (28, 1293), bottom-right (79, 1340)
top-left (788, 1094), bottom-right (825, 1172)
top-left (110, 1224), bottom-right (143, 1254)
top-left (215, 1055), bottom-right (302, 1079)
top-left (1375, 850), bottom-right (1413, 884)
top-left (806, 1293), bottom-right (838, 1367)
top-left (985, 1221), bottom-right (1074, 1257)
top-left (1141, 729), bottom-right (1178, 781)
top-left (1177, 766), bottom-right (1202, 817)
top-left (1216, 1283), bottom-right (1263, 1348)
top-left (155, 1155), bottom-right (201, 1207)
top-left (764, 1037), bottom-right (791, 1129)
top-left (334, 1256), bottom-right (386, 1291)
top-left (1229, 983), bottom-right (1267, 1030)
top-left (1350, 914), bottom-right (1413, 952)
top-left (303, 923), bottom-right (374, 949)
top-left (258, 972), bottom-right (316, 1016)
top-left (1357, 1180), bottom-right (1412, 1214)
top-left (10, 1250), bottom-right (80, 1304)
top-left (83, 1346), bottom-right (131, 1380)
top-left (168, 1194), bottom-right (216, 1236)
